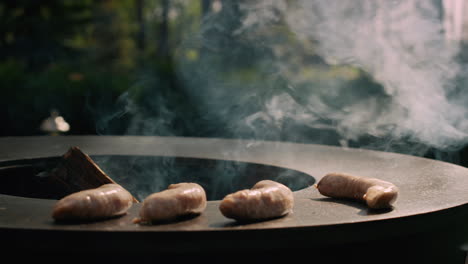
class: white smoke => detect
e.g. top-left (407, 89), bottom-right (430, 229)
top-left (235, 0), bottom-right (468, 152)
top-left (100, 0), bottom-right (468, 156)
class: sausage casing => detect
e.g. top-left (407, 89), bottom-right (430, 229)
top-left (316, 172), bottom-right (398, 209)
top-left (219, 180), bottom-right (294, 221)
top-left (52, 184), bottom-right (134, 221)
top-left (137, 182), bottom-right (207, 223)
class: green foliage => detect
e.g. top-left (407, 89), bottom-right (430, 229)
top-left (0, 0), bottom-right (379, 139)
top-left (0, 60), bottom-right (132, 135)
top-left (0, 0), bottom-right (94, 69)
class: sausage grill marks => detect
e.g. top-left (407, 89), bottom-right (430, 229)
top-left (316, 172), bottom-right (398, 209)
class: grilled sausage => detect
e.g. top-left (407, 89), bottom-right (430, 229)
top-left (219, 180), bottom-right (294, 221)
top-left (316, 172), bottom-right (398, 209)
top-left (135, 182), bottom-right (207, 223)
top-left (52, 184), bottom-right (134, 221)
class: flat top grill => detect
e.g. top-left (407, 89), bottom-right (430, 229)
top-left (1, 136), bottom-right (468, 251)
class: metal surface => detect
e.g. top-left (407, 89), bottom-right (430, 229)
top-left (1, 136), bottom-right (468, 255)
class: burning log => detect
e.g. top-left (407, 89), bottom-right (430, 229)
top-left (49, 146), bottom-right (138, 202)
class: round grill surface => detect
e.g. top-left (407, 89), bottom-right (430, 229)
top-left (1, 136), bottom-right (468, 252)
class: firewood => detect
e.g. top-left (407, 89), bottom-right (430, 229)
top-left (49, 146), bottom-right (138, 202)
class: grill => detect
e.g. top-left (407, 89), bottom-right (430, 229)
top-left (1, 136), bottom-right (468, 263)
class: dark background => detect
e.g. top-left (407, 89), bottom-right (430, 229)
top-left (0, 1), bottom-right (379, 136)
top-left (1, 0), bottom-right (467, 166)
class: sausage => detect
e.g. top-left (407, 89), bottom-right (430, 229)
top-left (135, 182), bottom-right (207, 223)
top-left (219, 180), bottom-right (294, 221)
top-left (52, 184), bottom-right (134, 221)
top-left (316, 172), bottom-right (398, 209)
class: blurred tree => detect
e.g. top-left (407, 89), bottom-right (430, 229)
top-left (0, 0), bottom-right (140, 136)
top-left (136, 0), bottom-right (146, 53)
top-left (0, 0), bottom-right (93, 70)
top-left (156, 0), bottom-right (170, 59)
top-left (90, 0), bottom-right (135, 71)
top-left (201, 0), bottom-right (212, 16)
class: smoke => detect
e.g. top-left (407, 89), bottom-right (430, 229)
top-left (173, 0), bottom-right (468, 155)
top-left (100, 0), bottom-right (468, 157)
top-left (92, 0), bottom-right (468, 198)
top-left (281, 0), bottom-right (468, 153)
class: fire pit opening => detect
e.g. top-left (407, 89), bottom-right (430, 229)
top-left (0, 155), bottom-right (315, 201)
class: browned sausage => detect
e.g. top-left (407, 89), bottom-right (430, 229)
top-left (52, 184), bottom-right (134, 221)
top-left (219, 180), bottom-right (294, 221)
top-left (316, 172), bottom-right (398, 209)
top-left (135, 182), bottom-right (207, 223)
